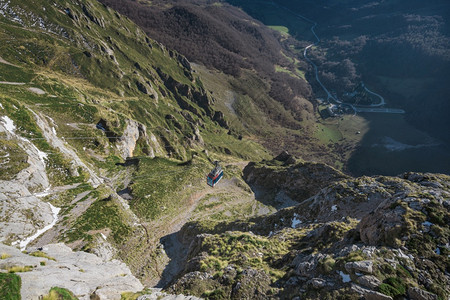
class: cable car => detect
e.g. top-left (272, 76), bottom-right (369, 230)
top-left (206, 161), bottom-right (223, 187)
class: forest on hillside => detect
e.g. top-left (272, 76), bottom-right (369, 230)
top-left (98, 0), bottom-right (313, 122)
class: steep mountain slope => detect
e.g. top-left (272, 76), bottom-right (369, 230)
top-left (97, 0), bottom-right (360, 169)
top-left (0, 0), bottom-right (269, 296)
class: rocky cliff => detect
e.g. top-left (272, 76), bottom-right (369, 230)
top-left (243, 151), bottom-right (349, 207)
top-left (168, 162), bottom-right (450, 300)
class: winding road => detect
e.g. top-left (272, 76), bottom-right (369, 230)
top-left (270, 1), bottom-right (404, 114)
top-left (362, 83), bottom-right (385, 107)
top-left (270, 1), bottom-right (339, 103)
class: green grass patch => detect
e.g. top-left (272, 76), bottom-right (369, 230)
top-left (314, 123), bottom-right (343, 144)
top-left (1, 99), bottom-right (48, 143)
top-left (199, 231), bottom-right (289, 281)
top-left (46, 153), bottom-right (88, 186)
top-left (42, 287), bottom-right (78, 300)
top-left (120, 289), bottom-right (157, 300)
top-left (0, 63), bottom-right (34, 83)
top-left (345, 250), bottom-right (366, 262)
top-left (201, 119), bottom-right (269, 160)
top-left (65, 193), bottom-right (132, 245)
top-left (201, 288), bottom-right (227, 300)
top-left (29, 251), bottom-right (56, 261)
top-left (51, 183), bottom-right (93, 208)
top-left (0, 138), bottom-right (29, 180)
top-left (7, 265), bottom-right (33, 273)
top-left (274, 64), bottom-right (305, 80)
top-left (0, 273), bottom-right (21, 300)
top-left (0, 98), bottom-right (93, 186)
top-left (275, 65), bottom-right (295, 75)
top-left (319, 255), bottom-right (336, 274)
top-left (295, 68), bottom-right (306, 80)
top-left (194, 195), bottom-right (224, 213)
top-left (129, 156), bottom-right (209, 220)
top-left (268, 25), bottom-right (289, 35)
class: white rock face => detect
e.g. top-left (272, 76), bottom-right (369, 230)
top-left (1, 115), bottom-right (16, 132)
top-left (149, 133), bottom-right (165, 157)
top-left (0, 115), bottom-right (54, 245)
top-left (17, 203), bottom-right (60, 250)
top-left (357, 275), bottom-right (381, 289)
top-left (116, 119), bottom-right (163, 159)
top-left (90, 234), bottom-right (117, 261)
top-left (31, 110), bottom-right (103, 187)
top-left (1, 114), bottom-right (50, 190)
top-left (351, 283), bottom-right (393, 300)
top-left (0, 181), bottom-right (54, 244)
top-left (0, 243), bottom-right (144, 300)
top-left (116, 119), bottom-right (143, 159)
top-left (345, 260), bottom-right (373, 274)
top-left (27, 87), bottom-right (46, 95)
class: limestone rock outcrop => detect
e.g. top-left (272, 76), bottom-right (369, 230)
top-left (168, 170), bottom-right (449, 300)
top-left (0, 243), bottom-right (143, 300)
top-left (243, 152), bottom-right (348, 205)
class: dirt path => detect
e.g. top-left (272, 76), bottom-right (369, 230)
top-left (153, 179), bottom-right (238, 287)
top-left (0, 56), bottom-right (19, 67)
top-left (0, 81), bottom-right (25, 85)
top-left (152, 164), bottom-right (275, 287)
top-left (158, 176), bottom-right (258, 237)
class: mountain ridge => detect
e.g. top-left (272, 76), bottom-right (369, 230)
top-left (169, 167), bottom-right (449, 299)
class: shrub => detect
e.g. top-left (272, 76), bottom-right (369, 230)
top-left (320, 256), bottom-right (336, 273)
top-left (378, 277), bottom-right (406, 297)
top-left (202, 288), bottom-right (227, 300)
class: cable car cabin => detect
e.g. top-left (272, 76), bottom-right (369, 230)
top-left (207, 161), bottom-right (223, 187)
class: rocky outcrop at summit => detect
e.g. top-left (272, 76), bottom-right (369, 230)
top-left (169, 168), bottom-right (449, 300)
